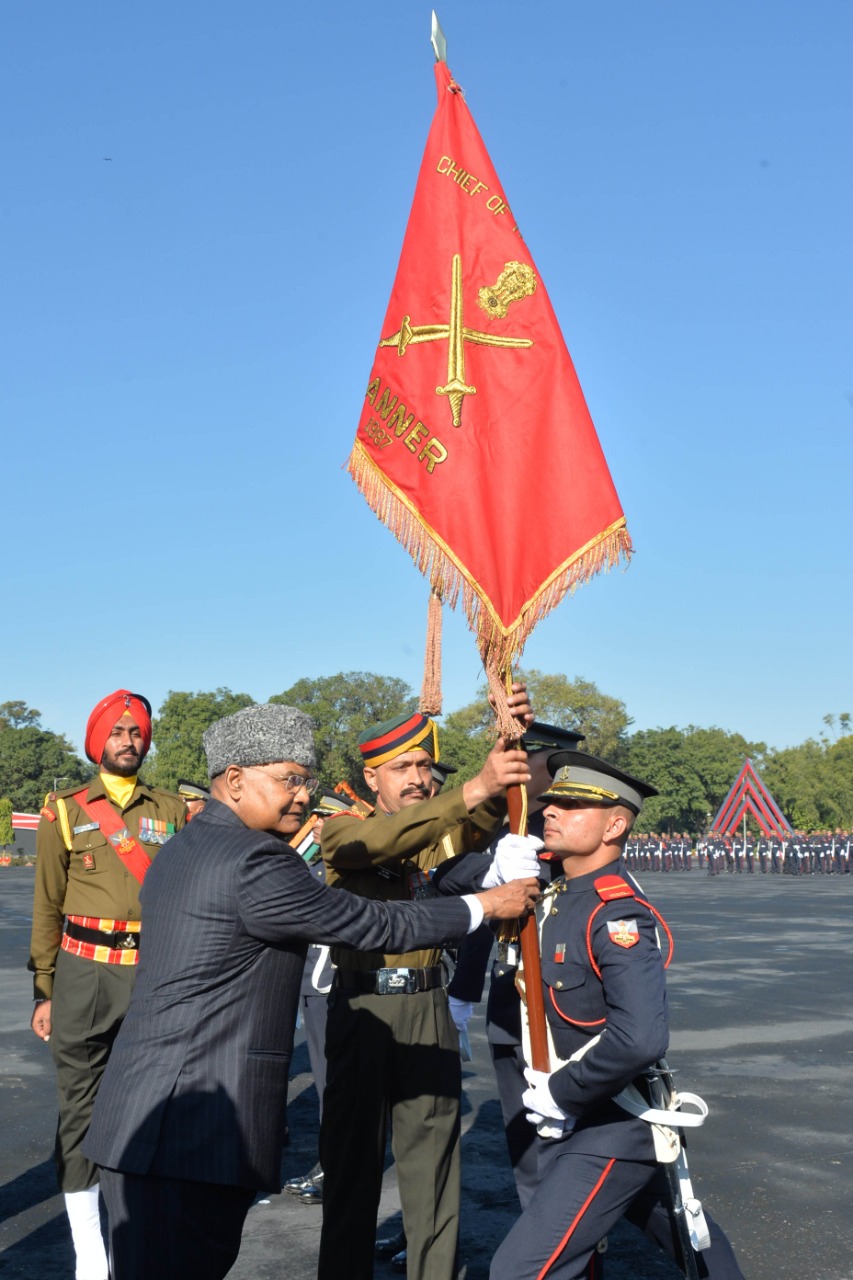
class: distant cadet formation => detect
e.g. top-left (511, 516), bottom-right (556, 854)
top-left (625, 754), bottom-right (852, 877)
top-left (624, 832), bottom-right (852, 876)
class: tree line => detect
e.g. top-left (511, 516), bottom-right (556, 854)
top-left (1, 681), bottom-right (851, 835)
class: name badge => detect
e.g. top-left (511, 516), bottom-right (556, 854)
top-left (73, 822), bottom-right (100, 835)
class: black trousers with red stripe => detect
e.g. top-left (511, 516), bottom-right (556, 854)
top-left (491, 1146), bottom-right (656, 1280)
top-left (490, 1142), bottom-right (744, 1280)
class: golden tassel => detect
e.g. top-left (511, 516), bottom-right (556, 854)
top-left (420, 590), bottom-right (443, 716)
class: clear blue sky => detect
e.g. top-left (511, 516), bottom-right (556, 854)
top-left (3, 1), bottom-right (851, 758)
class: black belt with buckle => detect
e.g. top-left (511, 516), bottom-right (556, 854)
top-left (64, 921), bottom-right (140, 951)
top-left (334, 965), bottom-right (445, 995)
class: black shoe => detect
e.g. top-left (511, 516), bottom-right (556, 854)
top-left (391, 1248), bottom-right (407, 1272)
top-left (284, 1163), bottom-right (322, 1195)
top-left (298, 1179), bottom-right (323, 1204)
top-left (375, 1230), bottom-right (406, 1259)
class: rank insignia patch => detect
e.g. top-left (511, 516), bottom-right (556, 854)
top-left (82, 853), bottom-right (96, 871)
top-left (606, 919), bottom-right (639, 949)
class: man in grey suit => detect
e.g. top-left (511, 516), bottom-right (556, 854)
top-left (83, 703), bottom-right (539, 1280)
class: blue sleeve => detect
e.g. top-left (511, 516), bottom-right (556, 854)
top-left (548, 904), bottom-right (669, 1116)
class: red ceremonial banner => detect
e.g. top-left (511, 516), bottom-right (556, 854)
top-left (349, 62), bottom-right (631, 679)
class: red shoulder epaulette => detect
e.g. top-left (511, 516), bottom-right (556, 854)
top-left (586, 876), bottom-right (674, 976)
top-left (326, 808), bottom-right (367, 823)
top-left (594, 874), bottom-right (635, 902)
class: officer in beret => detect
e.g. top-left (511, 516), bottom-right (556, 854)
top-left (318, 690), bottom-right (548, 1280)
top-left (488, 751), bottom-right (744, 1280)
top-left (28, 689), bottom-right (186, 1280)
top-left (82, 703), bottom-right (538, 1280)
top-left (176, 778), bottom-right (211, 819)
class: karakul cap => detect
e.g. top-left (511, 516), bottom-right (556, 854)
top-left (203, 703), bottom-right (317, 779)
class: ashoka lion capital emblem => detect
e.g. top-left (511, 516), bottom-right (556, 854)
top-left (477, 261), bottom-right (537, 320)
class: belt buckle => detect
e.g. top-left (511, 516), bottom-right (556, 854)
top-left (377, 967), bottom-right (415, 995)
top-left (116, 932), bottom-right (138, 951)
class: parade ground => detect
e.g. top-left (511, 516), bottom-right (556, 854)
top-left (2, 869), bottom-right (852, 1279)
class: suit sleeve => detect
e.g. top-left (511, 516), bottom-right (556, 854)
top-left (548, 905), bottom-right (669, 1117)
top-left (447, 923), bottom-right (495, 1002)
top-left (432, 851), bottom-right (493, 893)
top-left (235, 842), bottom-right (472, 953)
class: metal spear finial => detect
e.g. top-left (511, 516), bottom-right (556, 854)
top-left (431, 11), bottom-right (447, 63)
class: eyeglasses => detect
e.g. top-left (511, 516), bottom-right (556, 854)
top-left (246, 767), bottom-right (320, 795)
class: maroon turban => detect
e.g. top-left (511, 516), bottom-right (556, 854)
top-left (84, 690), bottom-right (153, 765)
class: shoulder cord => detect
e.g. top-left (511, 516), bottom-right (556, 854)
top-left (585, 897), bottom-right (674, 980)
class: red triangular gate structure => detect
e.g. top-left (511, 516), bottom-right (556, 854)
top-left (711, 758), bottom-right (792, 837)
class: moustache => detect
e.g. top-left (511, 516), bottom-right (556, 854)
top-left (401, 786), bottom-right (429, 798)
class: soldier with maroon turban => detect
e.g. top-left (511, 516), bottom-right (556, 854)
top-left (28, 689), bottom-right (185, 1280)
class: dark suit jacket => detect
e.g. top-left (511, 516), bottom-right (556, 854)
top-left (83, 798), bottom-right (472, 1190)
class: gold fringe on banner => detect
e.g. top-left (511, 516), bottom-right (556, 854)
top-left (419, 590), bottom-right (443, 716)
top-left (486, 664), bottom-right (521, 740)
top-left (348, 439), bottom-right (632, 697)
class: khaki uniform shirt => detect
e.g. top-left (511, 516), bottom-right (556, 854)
top-left (321, 787), bottom-right (504, 972)
top-left (28, 775), bottom-right (186, 999)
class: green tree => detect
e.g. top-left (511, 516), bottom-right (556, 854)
top-left (0, 700), bottom-right (42, 730)
top-left (680, 727), bottom-right (767, 829)
top-left (825, 734), bottom-right (853, 827)
top-left (0, 723), bottom-right (89, 812)
top-left (0, 798), bottom-right (14, 848)
top-left (437, 701), bottom-right (493, 789)
top-left (434, 669), bottom-right (632, 789)
top-left (762, 733), bottom-right (853, 831)
top-left (271, 673), bottom-right (417, 797)
top-left (148, 688), bottom-right (255, 790)
top-left (623, 726), bottom-right (768, 835)
top-left (622, 727), bottom-right (707, 833)
top-left (762, 741), bottom-right (827, 831)
top-left (520, 670), bottom-right (632, 759)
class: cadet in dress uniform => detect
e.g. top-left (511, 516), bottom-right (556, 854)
top-left (176, 778), bottom-right (211, 819)
top-left (318, 698), bottom-right (545, 1280)
top-left (489, 752), bottom-right (744, 1280)
top-left (28, 690), bottom-right (185, 1280)
top-left (284, 791), bottom-right (359, 1205)
top-left (456, 723), bottom-right (585, 1211)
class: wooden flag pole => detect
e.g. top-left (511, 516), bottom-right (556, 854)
top-left (507, 782), bottom-right (550, 1072)
top-left (502, 669), bottom-right (550, 1073)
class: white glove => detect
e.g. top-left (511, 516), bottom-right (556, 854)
top-left (522, 1067), bottom-right (575, 1136)
top-left (448, 996), bottom-right (473, 1035)
top-left (448, 997), bottom-right (474, 1062)
top-left (481, 833), bottom-right (545, 889)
